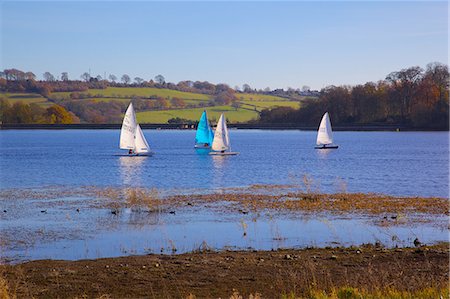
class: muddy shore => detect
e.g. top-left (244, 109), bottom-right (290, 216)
top-left (1, 244), bottom-right (448, 298)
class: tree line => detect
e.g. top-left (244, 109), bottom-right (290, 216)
top-left (0, 100), bottom-right (79, 124)
top-left (257, 63), bottom-right (449, 130)
top-left (1, 69), bottom-right (310, 102)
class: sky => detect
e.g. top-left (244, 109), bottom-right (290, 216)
top-left (1, 1), bottom-right (448, 90)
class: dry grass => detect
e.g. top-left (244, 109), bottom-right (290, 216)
top-left (1, 244), bottom-right (448, 299)
top-left (3, 185), bottom-right (446, 216)
top-left (0, 275), bottom-right (12, 299)
top-left (292, 287), bottom-right (449, 299)
top-left (169, 191), bottom-right (448, 216)
top-left (94, 187), bottom-right (164, 213)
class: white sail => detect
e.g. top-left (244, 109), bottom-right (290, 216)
top-left (135, 124), bottom-right (150, 154)
top-left (211, 113), bottom-right (230, 151)
top-left (316, 112), bottom-right (333, 145)
top-left (120, 103), bottom-right (137, 149)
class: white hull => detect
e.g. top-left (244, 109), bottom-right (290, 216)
top-left (315, 145), bottom-right (338, 149)
top-left (125, 151), bottom-right (153, 156)
top-left (209, 151), bottom-right (239, 156)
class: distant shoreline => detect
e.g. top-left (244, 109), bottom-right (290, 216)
top-left (0, 123), bottom-right (447, 131)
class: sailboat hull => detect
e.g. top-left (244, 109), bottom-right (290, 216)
top-left (194, 144), bottom-right (211, 149)
top-left (315, 145), bottom-right (339, 149)
top-left (209, 151), bottom-right (239, 156)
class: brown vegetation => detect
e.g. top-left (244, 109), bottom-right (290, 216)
top-left (0, 100), bottom-right (79, 124)
top-left (0, 244), bottom-right (448, 298)
top-left (258, 62), bottom-right (449, 129)
top-left (167, 192), bottom-right (448, 216)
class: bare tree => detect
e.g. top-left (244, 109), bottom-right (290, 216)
top-left (242, 84), bottom-right (252, 92)
top-left (43, 72), bottom-right (55, 82)
top-left (121, 74), bottom-right (131, 84)
top-left (302, 85), bottom-right (310, 92)
top-left (231, 101), bottom-right (241, 111)
top-left (155, 74), bottom-right (165, 84)
top-left (61, 72), bottom-right (69, 81)
top-left (25, 72), bottom-right (37, 81)
top-left (81, 72), bottom-right (90, 82)
top-left (108, 74), bottom-right (117, 82)
top-left (134, 77), bottom-right (144, 85)
top-left (96, 75), bottom-right (103, 81)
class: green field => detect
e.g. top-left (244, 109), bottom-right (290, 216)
top-left (52, 87), bottom-right (211, 101)
top-left (240, 100), bottom-right (300, 109)
top-left (91, 98), bottom-right (133, 103)
top-left (237, 93), bottom-right (289, 102)
top-left (136, 106), bottom-right (259, 123)
top-left (91, 97), bottom-right (204, 107)
top-left (2, 88), bottom-right (303, 123)
top-left (0, 93), bottom-right (53, 107)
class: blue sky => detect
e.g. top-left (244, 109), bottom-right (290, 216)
top-left (1, 1), bottom-right (448, 90)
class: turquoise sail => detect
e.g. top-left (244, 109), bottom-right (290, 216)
top-left (195, 111), bottom-right (214, 146)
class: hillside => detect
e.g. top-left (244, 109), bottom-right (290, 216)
top-left (1, 87), bottom-right (302, 124)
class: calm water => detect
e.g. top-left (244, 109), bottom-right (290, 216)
top-left (0, 130), bottom-right (448, 262)
top-left (0, 130), bottom-right (448, 197)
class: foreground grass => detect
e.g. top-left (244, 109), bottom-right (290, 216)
top-left (1, 244), bottom-right (448, 298)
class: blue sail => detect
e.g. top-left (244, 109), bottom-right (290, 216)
top-left (195, 111), bottom-right (214, 146)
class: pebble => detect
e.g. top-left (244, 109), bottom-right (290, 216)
top-left (284, 254), bottom-right (293, 260)
top-left (155, 263), bottom-right (160, 268)
top-left (331, 255), bottom-right (338, 260)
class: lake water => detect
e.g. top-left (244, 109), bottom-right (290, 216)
top-left (0, 130), bottom-right (448, 197)
top-left (0, 130), bottom-right (448, 262)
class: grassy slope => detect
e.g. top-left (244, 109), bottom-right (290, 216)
top-left (0, 92), bottom-right (53, 107)
top-left (240, 100), bottom-right (300, 109)
top-left (137, 106), bottom-right (259, 123)
top-left (52, 87), bottom-right (211, 101)
top-left (237, 93), bottom-right (289, 101)
top-left (2, 88), bottom-right (303, 123)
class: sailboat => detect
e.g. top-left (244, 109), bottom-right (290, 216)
top-left (209, 113), bottom-right (238, 155)
top-left (315, 112), bottom-right (338, 149)
top-left (194, 110), bottom-right (214, 149)
top-left (120, 103), bottom-right (152, 156)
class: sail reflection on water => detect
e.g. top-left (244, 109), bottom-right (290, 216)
top-left (118, 156), bottom-right (146, 186)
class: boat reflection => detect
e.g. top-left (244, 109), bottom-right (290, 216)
top-left (194, 148), bottom-right (211, 156)
top-left (119, 156), bottom-right (147, 186)
top-left (315, 148), bottom-right (335, 159)
top-left (211, 155), bottom-right (229, 188)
